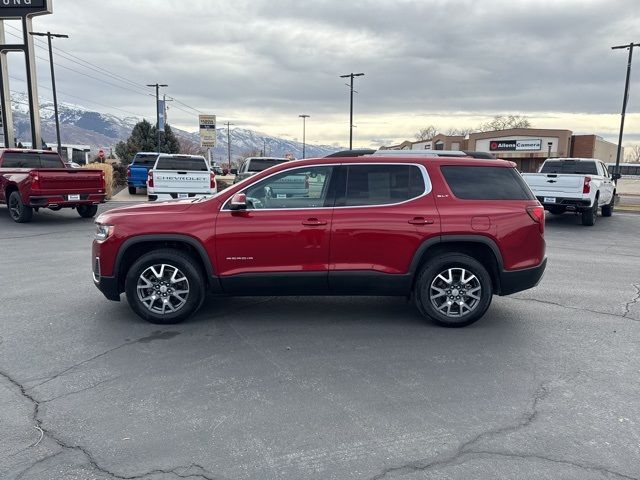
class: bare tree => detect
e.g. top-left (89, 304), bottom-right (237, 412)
top-left (445, 127), bottom-right (473, 136)
top-left (477, 115), bottom-right (531, 132)
top-left (179, 139), bottom-right (207, 156)
top-left (415, 125), bottom-right (439, 141)
top-left (625, 144), bottom-right (640, 163)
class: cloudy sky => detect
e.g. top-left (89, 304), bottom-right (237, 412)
top-left (4, 0), bottom-right (640, 148)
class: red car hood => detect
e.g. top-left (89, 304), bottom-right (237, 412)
top-left (96, 199), bottom-right (194, 224)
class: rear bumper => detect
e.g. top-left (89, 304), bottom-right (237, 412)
top-left (127, 181), bottom-right (147, 188)
top-left (498, 257), bottom-right (547, 296)
top-left (29, 193), bottom-right (106, 207)
top-left (148, 191), bottom-right (215, 201)
top-left (536, 196), bottom-right (591, 211)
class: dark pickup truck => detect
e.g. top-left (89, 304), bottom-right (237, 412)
top-left (0, 149), bottom-right (106, 223)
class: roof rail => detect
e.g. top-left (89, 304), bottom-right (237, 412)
top-left (372, 149), bottom-right (468, 157)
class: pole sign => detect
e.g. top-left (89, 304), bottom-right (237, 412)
top-left (157, 99), bottom-right (165, 130)
top-left (0, 0), bottom-right (51, 18)
top-left (490, 139), bottom-right (542, 152)
top-left (199, 114), bottom-right (216, 147)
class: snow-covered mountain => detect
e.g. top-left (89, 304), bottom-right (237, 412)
top-left (6, 93), bottom-right (341, 158)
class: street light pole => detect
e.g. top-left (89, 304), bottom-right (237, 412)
top-left (146, 83), bottom-right (168, 153)
top-left (339, 72), bottom-right (364, 149)
top-left (224, 121), bottom-right (235, 170)
top-left (299, 114), bottom-right (310, 158)
top-left (612, 42), bottom-right (640, 177)
top-left (30, 31), bottom-right (68, 152)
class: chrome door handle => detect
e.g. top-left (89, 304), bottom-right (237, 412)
top-left (302, 218), bottom-right (327, 226)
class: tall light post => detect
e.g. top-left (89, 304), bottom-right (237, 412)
top-left (30, 31), bottom-right (68, 152)
top-left (224, 121), bottom-right (234, 170)
top-left (612, 42), bottom-right (640, 178)
top-left (147, 83), bottom-right (168, 153)
top-left (299, 114), bottom-right (310, 158)
top-left (339, 72), bottom-right (364, 149)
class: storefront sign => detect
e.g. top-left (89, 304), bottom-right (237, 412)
top-left (490, 139), bottom-right (542, 151)
top-left (0, 0), bottom-right (50, 18)
top-left (199, 115), bottom-right (217, 147)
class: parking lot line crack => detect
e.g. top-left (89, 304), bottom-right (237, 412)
top-left (1, 369), bottom-right (225, 480)
top-left (39, 376), bottom-right (121, 404)
top-left (509, 296), bottom-right (638, 321)
top-left (623, 284), bottom-right (640, 319)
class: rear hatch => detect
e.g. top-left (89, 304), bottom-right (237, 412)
top-left (38, 169), bottom-right (104, 191)
top-left (523, 173), bottom-right (585, 195)
top-left (152, 156), bottom-right (211, 194)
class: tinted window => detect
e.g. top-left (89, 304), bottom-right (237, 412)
top-left (243, 166), bottom-right (333, 209)
top-left (540, 160), bottom-right (598, 175)
top-left (344, 164), bottom-right (425, 206)
top-left (155, 157), bottom-right (208, 171)
top-left (1, 152), bottom-right (63, 168)
top-left (247, 159), bottom-right (287, 172)
top-left (441, 166), bottom-right (535, 200)
top-left (132, 154), bottom-right (158, 167)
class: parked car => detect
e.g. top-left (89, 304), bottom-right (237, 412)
top-left (211, 165), bottom-right (224, 176)
top-left (127, 152), bottom-right (158, 194)
top-left (234, 157), bottom-right (289, 183)
top-left (1, 148), bottom-right (106, 223)
top-left (147, 154), bottom-right (216, 201)
top-left (522, 158), bottom-right (616, 226)
top-left (93, 155), bottom-right (546, 327)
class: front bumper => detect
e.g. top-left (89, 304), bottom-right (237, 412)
top-left (93, 274), bottom-right (121, 301)
top-left (498, 257), bottom-right (547, 296)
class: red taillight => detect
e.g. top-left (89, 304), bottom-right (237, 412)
top-left (29, 171), bottom-right (41, 190)
top-left (147, 171), bottom-right (154, 188)
top-left (583, 176), bottom-right (591, 194)
top-left (210, 172), bottom-right (216, 189)
top-left (100, 170), bottom-right (106, 188)
top-left (527, 205), bottom-right (545, 234)
top-left (127, 166), bottom-right (131, 178)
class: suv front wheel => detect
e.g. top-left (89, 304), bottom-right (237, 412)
top-left (125, 249), bottom-right (206, 324)
top-left (414, 254), bottom-right (493, 327)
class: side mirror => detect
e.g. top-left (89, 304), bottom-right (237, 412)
top-left (229, 193), bottom-right (247, 210)
top-left (612, 173), bottom-right (621, 181)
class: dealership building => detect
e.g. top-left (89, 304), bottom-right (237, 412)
top-left (383, 128), bottom-right (623, 172)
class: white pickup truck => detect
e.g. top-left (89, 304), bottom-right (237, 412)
top-left (147, 154), bottom-right (216, 201)
top-left (522, 158), bottom-right (616, 226)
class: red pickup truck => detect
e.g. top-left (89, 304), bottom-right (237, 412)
top-left (0, 149), bottom-right (106, 223)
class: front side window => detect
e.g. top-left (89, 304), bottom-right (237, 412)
top-left (241, 166), bottom-right (333, 209)
top-left (343, 164), bottom-right (426, 206)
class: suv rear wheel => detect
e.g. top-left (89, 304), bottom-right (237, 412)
top-left (414, 254), bottom-right (493, 327)
top-left (125, 249), bottom-right (206, 324)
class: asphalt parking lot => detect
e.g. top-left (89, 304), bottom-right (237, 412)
top-left (1, 204), bottom-right (639, 480)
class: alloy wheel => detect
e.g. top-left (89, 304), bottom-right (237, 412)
top-left (136, 264), bottom-right (190, 315)
top-left (429, 267), bottom-right (482, 318)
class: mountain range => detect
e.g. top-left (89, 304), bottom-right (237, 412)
top-left (5, 93), bottom-right (341, 159)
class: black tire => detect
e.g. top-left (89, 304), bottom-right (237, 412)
top-left (124, 249), bottom-right (206, 324)
top-left (601, 194), bottom-right (614, 217)
top-left (128, 186), bottom-right (137, 195)
top-left (8, 191), bottom-right (33, 223)
top-left (414, 253), bottom-right (493, 328)
top-left (581, 201), bottom-right (597, 226)
top-left (548, 206), bottom-right (565, 215)
top-left (77, 204), bottom-right (99, 218)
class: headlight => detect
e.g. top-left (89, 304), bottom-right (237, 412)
top-left (95, 223), bottom-right (114, 241)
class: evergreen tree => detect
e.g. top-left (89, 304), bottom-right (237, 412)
top-left (115, 119), bottom-right (156, 165)
top-left (151, 124), bottom-right (181, 155)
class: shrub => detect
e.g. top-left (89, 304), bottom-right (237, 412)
top-left (111, 164), bottom-right (128, 187)
top-left (83, 163), bottom-right (114, 199)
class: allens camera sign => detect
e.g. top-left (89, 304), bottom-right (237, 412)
top-left (489, 139), bottom-right (542, 152)
top-left (0, 0), bottom-right (50, 18)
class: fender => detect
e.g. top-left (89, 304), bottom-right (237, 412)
top-left (408, 235), bottom-right (504, 274)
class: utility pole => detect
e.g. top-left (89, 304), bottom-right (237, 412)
top-left (299, 114), bottom-right (310, 158)
top-left (612, 42), bottom-right (640, 177)
top-left (147, 83), bottom-right (168, 153)
top-left (339, 72), bottom-right (364, 149)
top-left (224, 121), bottom-right (234, 170)
top-left (30, 31), bottom-right (68, 151)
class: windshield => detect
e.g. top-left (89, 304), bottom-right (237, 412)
top-left (540, 160), bottom-right (598, 175)
top-left (132, 154), bottom-right (159, 167)
top-left (155, 157), bottom-right (208, 171)
top-left (247, 159), bottom-right (287, 172)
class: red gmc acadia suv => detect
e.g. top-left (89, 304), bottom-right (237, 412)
top-left (92, 154), bottom-right (546, 327)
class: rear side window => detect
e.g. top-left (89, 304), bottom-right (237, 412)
top-left (344, 164), bottom-right (426, 206)
top-left (441, 166), bottom-right (535, 200)
top-left (132, 154), bottom-right (158, 167)
top-left (155, 157), bottom-right (208, 171)
top-left (1, 152), bottom-right (63, 168)
top-left (540, 160), bottom-right (598, 175)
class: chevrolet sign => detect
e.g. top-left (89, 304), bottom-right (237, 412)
top-left (0, 0), bottom-right (50, 18)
